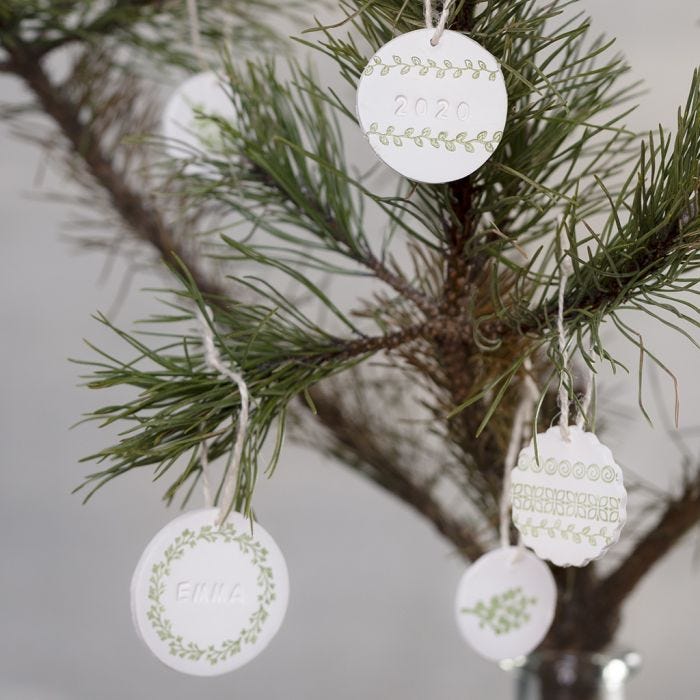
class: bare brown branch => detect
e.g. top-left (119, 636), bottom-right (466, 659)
top-left (305, 385), bottom-right (486, 561)
top-left (4, 39), bottom-right (222, 299)
top-left (594, 471), bottom-right (700, 616)
top-left (364, 252), bottom-right (439, 315)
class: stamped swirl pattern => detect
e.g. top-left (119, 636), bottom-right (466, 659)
top-left (517, 454), bottom-right (618, 483)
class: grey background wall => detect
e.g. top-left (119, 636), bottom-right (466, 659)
top-left (1, 2), bottom-right (699, 698)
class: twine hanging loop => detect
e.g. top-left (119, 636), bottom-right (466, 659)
top-left (196, 305), bottom-right (250, 526)
top-left (424, 0), bottom-right (456, 46)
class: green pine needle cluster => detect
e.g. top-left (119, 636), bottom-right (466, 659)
top-left (1, 0), bottom-right (698, 528)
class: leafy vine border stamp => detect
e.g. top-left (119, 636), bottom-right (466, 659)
top-left (146, 523), bottom-right (275, 666)
top-left (517, 454), bottom-right (618, 483)
top-left (514, 515), bottom-right (613, 546)
top-left (364, 55), bottom-right (500, 81)
top-left (366, 124), bottom-right (502, 152)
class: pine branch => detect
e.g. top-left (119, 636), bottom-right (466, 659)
top-left (514, 72), bottom-right (700, 345)
top-left (3, 0), bottom-right (700, 657)
top-left (0, 0), bottom-right (292, 68)
top-left (18, 0), bottom-right (166, 58)
top-left (3, 38), bottom-right (222, 298)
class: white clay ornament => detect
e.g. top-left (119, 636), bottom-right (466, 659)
top-left (511, 425), bottom-right (627, 567)
top-left (131, 508), bottom-right (289, 676)
top-left (454, 547), bottom-right (557, 661)
top-left (162, 70), bottom-right (236, 171)
top-left (356, 29), bottom-right (507, 183)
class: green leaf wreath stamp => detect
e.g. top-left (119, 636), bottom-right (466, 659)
top-left (461, 586), bottom-right (537, 635)
top-left (366, 124), bottom-right (502, 153)
top-left (146, 522), bottom-right (276, 665)
top-left (364, 55), bottom-right (500, 81)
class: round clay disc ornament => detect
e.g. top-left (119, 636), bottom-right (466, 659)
top-left (131, 508), bottom-right (289, 675)
top-left (162, 70), bottom-right (236, 172)
top-left (356, 29), bottom-right (507, 183)
top-left (455, 547), bottom-right (557, 661)
top-left (511, 425), bottom-right (627, 567)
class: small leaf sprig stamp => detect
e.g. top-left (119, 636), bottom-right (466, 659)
top-left (364, 55), bottom-right (500, 81)
top-left (461, 586), bottom-right (537, 635)
top-left (454, 547), bottom-right (557, 661)
top-left (366, 123), bottom-right (502, 153)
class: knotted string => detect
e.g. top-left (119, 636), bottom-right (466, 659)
top-left (199, 422), bottom-right (214, 508)
top-left (556, 240), bottom-right (574, 441)
top-left (499, 360), bottom-right (541, 553)
top-left (499, 397), bottom-right (529, 549)
top-left (196, 306), bottom-right (250, 526)
top-left (556, 234), bottom-right (594, 437)
top-left (424, 0), bottom-right (456, 46)
top-left (575, 355), bottom-right (594, 430)
top-left (185, 0), bottom-right (208, 71)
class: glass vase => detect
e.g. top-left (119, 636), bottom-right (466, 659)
top-left (510, 649), bottom-right (641, 700)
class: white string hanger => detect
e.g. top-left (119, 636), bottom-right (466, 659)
top-left (555, 226), bottom-right (595, 437)
top-left (130, 310), bottom-right (288, 675)
top-left (424, 0), bottom-right (457, 46)
top-left (196, 305), bottom-right (250, 526)
top-left (575, 355), bottom-right (595, 430)
top-left (498, 360), bottom-right (541, 553)
top-left (185, 0), bottom-right (208, 71)
top-left (499, 395), bottom-right (529, 550)
top-left (556, 231), bottom-right (574, 442)
top-left (199, 421), bottom-right (215, 508)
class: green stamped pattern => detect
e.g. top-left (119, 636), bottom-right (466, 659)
top-left (364, 55), bottom-right (499, 81)
top-left (517, 454), bottom-right (618, 483)
top-left (512, 483), bottom-right (621, 523)
top-left (189, 103), bottom-right (226, 152)
top-left (461, 586), bottom-right (537, 635)
top-left (193, 115), bottom-right (224, 150)
top-left (367, 124), bottom-right (502, 152)
top-left (147, 523), bottom-right (275, 665)
top-left (514, 515), bottom-right (613, 546)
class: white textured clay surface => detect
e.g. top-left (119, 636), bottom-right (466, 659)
top-left (454, 547), bottom-right (557, 662)
top-left (511, 426), bottom-right (627, 567)
top-left (161, 70), bottom-right (236, 171)
top-left (131, 508), bottom-right (289, 676)
top-left (356, 29), bottom-right (507, 183)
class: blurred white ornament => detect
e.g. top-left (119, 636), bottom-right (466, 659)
top-left (161, 70), bottom-right (236, 174)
